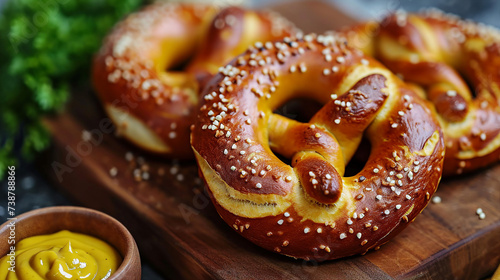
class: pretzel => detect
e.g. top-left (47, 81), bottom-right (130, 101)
top-left (190, 33), bottom-right (445, 261)
top-left (339, 10), bottom-right (500, 175)
top-left (92, 3), bottom-right (297, 159)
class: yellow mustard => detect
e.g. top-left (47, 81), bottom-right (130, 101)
top-left (0, 230), bottom-right (122, 280)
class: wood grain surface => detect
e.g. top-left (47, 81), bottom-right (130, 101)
top-left (38, 1), bottom-right (500, 279)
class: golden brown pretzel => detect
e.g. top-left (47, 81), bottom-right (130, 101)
top-left (92, 2), bottom-right (297, 159)
top-left (339, 10), bottom-right (500, 175)
top-left (191, 33), bottom-right (445, 261)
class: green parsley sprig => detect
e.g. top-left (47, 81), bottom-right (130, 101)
top-left (0, 0), bottom-right (143, 179)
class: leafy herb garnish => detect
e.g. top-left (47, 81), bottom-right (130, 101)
top-left (0, 0), bottom-right (143, 179)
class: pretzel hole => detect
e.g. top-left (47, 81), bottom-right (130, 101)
top-left (270, 98), bottom-right (324, 166)
top-left (272, 152), bottom-right (292, 167)
top-left (460, 73), bottom-right (479, 98)
top-left (167, 55), bottom-right (195, 72)
top-left (273, 98), bottom-right (323, 123)
top-left (344, 137), bottom-right (371, 177)
top-left (159, 53), bottom-right (202, 91)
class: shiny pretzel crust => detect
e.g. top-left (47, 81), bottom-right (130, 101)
top-left (92, 2), bottom-right (297, 158)
top-left (191, 33), bottom-right (445, 261)
top-left (339, 10), bottom-right (500, 175)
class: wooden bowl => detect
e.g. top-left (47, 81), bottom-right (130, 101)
top-left (0, 206), bottom-right (141, 279)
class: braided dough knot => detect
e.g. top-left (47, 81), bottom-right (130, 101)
top-left (92, 3), bottom-right (297, 158)
top-left (340, 10), bottom-right (500, 175)
top-left (191, 33), bottom-right (445, 261)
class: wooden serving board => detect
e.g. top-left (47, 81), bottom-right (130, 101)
top-left (38, 1), bottom-right (500, 279)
